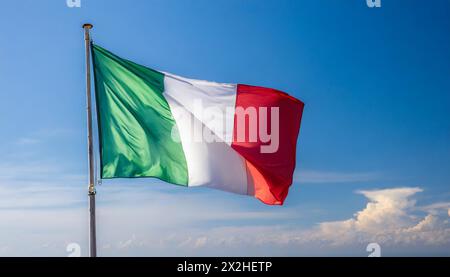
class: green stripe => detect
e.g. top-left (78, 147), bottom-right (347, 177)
top-left (92, 44), bottom-right (188, 185)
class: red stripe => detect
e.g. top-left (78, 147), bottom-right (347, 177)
top-left (231, 84), bottom-right (304, 205)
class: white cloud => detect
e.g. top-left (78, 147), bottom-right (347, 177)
top-left (116, 187), bottom-right (450, 256)
top-left (0, 161), bottom-right (86, 210)
top-left (301, 188), bottom-right (450, 248)
top-left (295, 170), bottom-right (378, 184)
top-left (194, 237), bottom-right (208, 248)
top-left (1, 132), bottom-right (449, 256)
top-left (352, 188), bottom-right (422, 231)
top-left (1, 180), bottom-right (450, 256)
top-left (420, 202), bottom-right (450, 215)
top-left (14, 128), bottom-right (75, 146)
top-left (15, 137), bottom-right (41, 146)
top-left (118, 234), bottom-right (137, 249)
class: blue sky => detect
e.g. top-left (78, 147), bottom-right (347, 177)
top-left (0, 0), bottom-right (449, 256)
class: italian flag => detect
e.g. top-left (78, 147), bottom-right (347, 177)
top-left (92, 44), bottom-right (304, 205)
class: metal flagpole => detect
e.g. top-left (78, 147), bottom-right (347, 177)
top-left (83, 23), bottom-right (97, 258)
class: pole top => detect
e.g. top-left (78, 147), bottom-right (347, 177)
top-left (83, 23), bottom-right (93, 29)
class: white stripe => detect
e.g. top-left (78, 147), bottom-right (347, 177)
top-left (163, 72), bottom-right (237, 145)
top-left (164, 92), bottom-right (248, 194)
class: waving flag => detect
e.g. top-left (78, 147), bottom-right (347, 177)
top-left (92, 44), bottom-right (304, 205)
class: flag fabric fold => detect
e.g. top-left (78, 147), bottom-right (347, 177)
top-left (92, 44), bottom-right (304, 205)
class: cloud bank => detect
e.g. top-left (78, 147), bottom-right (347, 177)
top-left (0, 131), bottom-right (449, 256)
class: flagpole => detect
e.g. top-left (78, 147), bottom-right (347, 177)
top-left (83, 23), bottom-right (97, 258)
